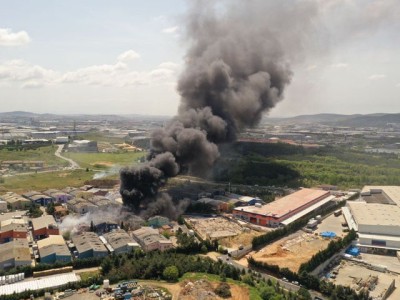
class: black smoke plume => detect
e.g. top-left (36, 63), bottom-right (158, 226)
top-left (120, 0), bottom-right (316, 218)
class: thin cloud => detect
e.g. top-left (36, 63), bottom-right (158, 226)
top-left (396, 83), bottom-right (400, 87)
top-left (0, 28), bottom-right (31, 46)
top-left (158, 61), bottom-right (180, 70)
top-left (368, 74), bottom-right (386, 80)
top-left (306, 64), bottom-right (317, 71)
top-left (331, 63), bottom-right (348, 68)
top-left (22, 81), bottom-right (43, 89)
top-left (117, 50), bottom-right (140, 62)
top-left (162, 26), bottom-right (179, 34)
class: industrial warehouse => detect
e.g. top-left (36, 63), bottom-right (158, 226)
top-left (233, 188), bottom-right (334, 227)
top-left (343, 186), bottom-right (400, 254)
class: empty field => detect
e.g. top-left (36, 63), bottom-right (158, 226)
top-left (0, 169), bottom-right (95, 193)
top-left (0, 146), bottom-right (68, 168)
top-left (63, 151), bottom-right (145, 169)
top-left (251, 231), bottom-right (331, 272)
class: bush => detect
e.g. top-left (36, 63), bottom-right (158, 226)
top-left (162, 265), bottom-right (179, 282)
top-left (214, 282), bottom-right (231, 298)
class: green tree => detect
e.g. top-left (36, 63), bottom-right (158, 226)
top-left (297, 287), bottom-right (312, 300)
top-left (28, 204), bottom-right (43, 218)
top-left (46, 202), bottom-right (55, 215)
top-left (260, 286), bottom-right (276, 300)
top-left (162, 265), bottom-right (179, 282)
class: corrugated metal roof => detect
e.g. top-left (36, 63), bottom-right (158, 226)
top-left (0, 272), bottom-right (79, 295)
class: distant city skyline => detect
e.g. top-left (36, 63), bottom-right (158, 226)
top-left (0, 0), bottom-right (399, 117)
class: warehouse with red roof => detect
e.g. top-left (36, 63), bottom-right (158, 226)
top-left (233, 188), bottom-right (332, 227)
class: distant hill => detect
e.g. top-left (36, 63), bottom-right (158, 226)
top-left (264, 113), bottom-right (400, 127)
top-left (1, 111), bottom-right (398, 127)
top-left (0, 111), bottom-right (171, 122)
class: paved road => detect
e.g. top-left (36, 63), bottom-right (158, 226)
top-left (55, 145), bottom-right (80, 169)
top-left (218, 255), bottom-right (326, 300)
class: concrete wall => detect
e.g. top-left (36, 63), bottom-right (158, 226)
top-left (359, 224), bottom-right (400, 237)
top-left (359, 236), bottom-right (400, 249)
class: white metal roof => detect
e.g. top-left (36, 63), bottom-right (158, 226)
top-left (348, 202), bottom-right (400, 226)
top-left (280, 195), bottom-right (335, 226)
top-left (0, 272), bottom-right (79, 295)
top-left (342, 206), bottom-right (358, 231)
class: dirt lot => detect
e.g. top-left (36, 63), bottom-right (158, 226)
top-left (178, 279), bottom-right (249, 300)
top-left (219, 231), bottom-right (264, 249)
top-left (330, 260), bottom-right (400, 300)
top-left (248, 231), bottom-right (331, 272)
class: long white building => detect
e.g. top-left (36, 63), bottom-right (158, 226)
top-left (345, 186), bottom-right (400, 254)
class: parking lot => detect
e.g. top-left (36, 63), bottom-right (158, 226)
top-left (315, 213), bottom-right (347, 238)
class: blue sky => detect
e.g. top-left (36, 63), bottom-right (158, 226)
top-left (0, 0), bottom-right (399, 117)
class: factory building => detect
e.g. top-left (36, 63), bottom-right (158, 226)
top-left (22, 191), bottom-right (53, 206)
top-left (343, 186), bottom-right (400, 254)
top-left (0, 239), bottom-right (31, 270)
top-left (132, 227), bottom-right (174, 252)
top-left (31, 215), bottom-right (60, 240)
top-left (102, 229), bottom-right (139, 255)
top-left (37, 235), bottom-right (71, 264)
top-left (0, 192), bottom-right (31, 210)
top-left (147, 216), bottom-right (170, 228)
top-left (233, 188), bottom-right (332, 227)
top-left (43, 189), bottom-right (73, 203)
top-left (0, 219), bottom-right (27, 243)
top-left (66, 198), bottom-right (97, 215)
top-left (71, 232), bottom-right (108, 259)
top-left (93, 220), bottom-right (118, 234)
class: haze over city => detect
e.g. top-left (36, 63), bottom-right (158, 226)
top-left (0, 0), bottom-right (399, 117)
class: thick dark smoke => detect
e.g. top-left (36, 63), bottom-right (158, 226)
top-left (121, 0), bottom-right (317, 218)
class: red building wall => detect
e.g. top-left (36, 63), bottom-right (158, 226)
top-left (0, 230), bottom-right (27, 243)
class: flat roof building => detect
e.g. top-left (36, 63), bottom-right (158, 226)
top-left (344, 186), bottom-right (400, 254)
top-left (233, 188), bottom-right (330, 227)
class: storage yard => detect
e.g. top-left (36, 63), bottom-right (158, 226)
top-left (250, 231), bottom-right (331, 272)
top-left (184, 216), bottom-right (264, 248)
top-left (326, 260), bottom-right (399, 300)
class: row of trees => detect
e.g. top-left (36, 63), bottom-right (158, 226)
top-left (100, 250), bottom-right (243, 283)
top-left (252, 200), bottom-right (346, 249)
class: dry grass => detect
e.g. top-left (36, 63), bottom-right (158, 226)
top-left (251, 231), bottom-right (331, 272)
